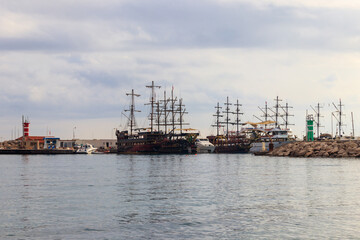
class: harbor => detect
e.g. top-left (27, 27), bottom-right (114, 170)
top-left (1, 82), bottom-right (359, 157)
top-left (4, 0), bottom-right (360, 239)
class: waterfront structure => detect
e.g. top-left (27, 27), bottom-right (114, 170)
top-left (59, 139), bottom-right (116, 149)
top-left (306, 115), bottom-right (314, 141)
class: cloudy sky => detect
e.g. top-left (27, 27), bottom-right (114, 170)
top-left (1, 0), bottom-right (360, 139)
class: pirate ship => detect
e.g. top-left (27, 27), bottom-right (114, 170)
top-left (207, 97), bottom-right (251, 153)
top-left (116, 82), bottom-right (198, 154)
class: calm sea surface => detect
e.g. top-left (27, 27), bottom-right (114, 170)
top-left (1, 154), bottom-right (360, 239)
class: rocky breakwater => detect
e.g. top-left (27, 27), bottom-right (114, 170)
top-left (268, 140), bottom-right (360, 158)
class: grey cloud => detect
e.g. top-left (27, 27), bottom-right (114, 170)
top-left (2, 0), bottom-right (360, 51)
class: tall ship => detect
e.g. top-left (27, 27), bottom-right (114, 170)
top-left (116, 82), bottom-right (198, 154)
top-left (249, 96), bottom-right (296, 153)
top-left (207, 97), bottom-right (251, 153)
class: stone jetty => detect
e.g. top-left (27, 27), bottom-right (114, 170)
top-left (267, 140), bottom-right (360, 158)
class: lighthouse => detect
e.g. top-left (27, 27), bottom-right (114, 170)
top-left (22, 115), bottom-right (30, 138)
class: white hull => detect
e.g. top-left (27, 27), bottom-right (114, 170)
top-left (76, 144), bottom-right (97, 154)
top-left (195, 138), bottom-right (215, 153)
top-left (196, 145), bottom-right (215, 153)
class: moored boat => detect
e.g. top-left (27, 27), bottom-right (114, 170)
top-left (75, 143), bottom-right (97, 154)
top-left (195, 137), bottom-right (215, 153)
top-left (116, 82), bottom-right (198, 154)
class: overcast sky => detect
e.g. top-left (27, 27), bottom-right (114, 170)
top-left (1, 0), bottom-right (360, 139)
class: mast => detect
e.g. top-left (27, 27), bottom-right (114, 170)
top-left (274, 96), bottom-right (282, 127)
top-left (232, 99), bottom-right (243, 136)
top-left (255, 101), bottom-right (274, 129)
top-left (160, 90), bottom-right (169, 134)
top-left (177, 98), bottom-right (188, 135)
top-left (264, 101), bottom-right (268, 128)
top-left (212, 102), bottom-right (223, 136)
top-left (339, 99), bottom-right (343, 137)
top-left (310, 103), bottom-right (323, 138)
top-left (146, 81), bottom-right (161, 133)
top-left (125, 89), bottom-right (140, 135)
top-left (222, 96), bottom-right (232, 138)
top-left (170, 87), bottom-right (177, 132)
top-left (280, 102), bottom-right (294, 130)
top-left (352, 112), bottom-right (355, 138)
top-left (156, 100), bottom-right (161, 132)
top-left (332, 99), bottom-right (344, 137)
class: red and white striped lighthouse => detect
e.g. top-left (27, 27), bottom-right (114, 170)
top-left (22, 116), bottom-right (30, 137)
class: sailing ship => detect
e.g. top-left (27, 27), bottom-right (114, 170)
top-left (207, 97), bottom-right (251, 153)
top-left (249, 96), bottom-right (296, 153)
top-left (116, 82), bottom-right (198, 154)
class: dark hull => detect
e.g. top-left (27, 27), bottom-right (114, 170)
top-left (214, 144), bottom-right (251, 154)
top-left (117, 139), bottom-right (196, 154)
top-left (158, 139), bottom-right (195, 154)
top-left (117, 143), bottom-right (162, 154)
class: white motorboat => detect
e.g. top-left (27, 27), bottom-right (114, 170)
top-left (76, 143), bottom-right (97, 154)
top-left (195, 137), bottom-right (215, 153)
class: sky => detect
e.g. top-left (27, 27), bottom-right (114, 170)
top-left (1, 0), bottom-right (360, 140)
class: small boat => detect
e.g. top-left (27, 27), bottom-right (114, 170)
top-left (76, 144), bottom-right (97, 154)
top-left (195, 137), bottom-right (215, 153)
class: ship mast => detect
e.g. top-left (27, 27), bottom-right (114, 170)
top-left (255, 101), bottom-right (274, 129)
top-left (160, 90), bottom-right (169, 134)
top-left (124, 89), bottom-right (140, 135)
top-left (222, 96), bottom-right (233, 138)
top-left (280, 102), bottom-right (294, 130)
top-left (156, 100), bottom-right (161, 132)
top-left (146, 81), bottom-right (161, 133)
top-left (170, 87), bottom-right (178, 133)
top-left (332, 99), bottom-right (344, 137)
top-left (274, 96), bottom-right (282, 128)
top-left (310, 102), bottom-right (323, 138)
top-left (212, 102), bottom-right (223, 136)
top-left (177, 98), bottom-right (188, 135)
top-left (232, 99), bottom-right (243, 136)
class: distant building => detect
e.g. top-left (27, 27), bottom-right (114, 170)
top-left (59, 139), bottom-right (117, 149)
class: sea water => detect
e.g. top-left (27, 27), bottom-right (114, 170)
top-left (1, 154), bottom-right (360, 239)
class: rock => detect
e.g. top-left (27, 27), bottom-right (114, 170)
top-left (304, 151), bottom-right (313, 157)
top-left (322, 152), bottom-right (329, 157)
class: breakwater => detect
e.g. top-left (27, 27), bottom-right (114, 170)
top-left (267, 140), bottom-right (360, 158)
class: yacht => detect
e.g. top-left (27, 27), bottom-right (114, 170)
top-left (195, 137), bottom-right (215, 153)
top-left (76, 143), bottom-right (97, 154)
